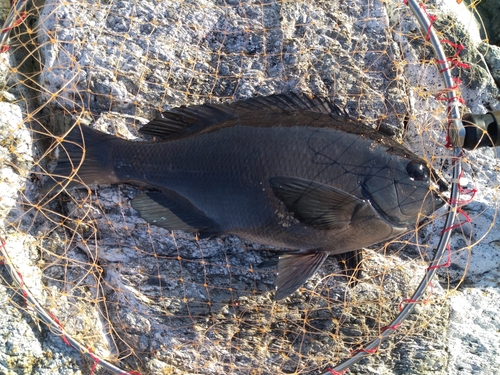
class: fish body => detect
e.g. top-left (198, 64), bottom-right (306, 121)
top-left (43, 95), bottom-right (446, 299)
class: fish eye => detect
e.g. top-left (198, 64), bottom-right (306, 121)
top-left (406, 161), bottom-right (429, 181)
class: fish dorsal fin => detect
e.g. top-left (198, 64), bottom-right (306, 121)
top-left (270, 176), bottom-right (368, 230)
top-left (131, 191), bottom-right (217, 235)
top-left (139, 94), bottom-right (347, 139)
top-left (275, 252), bottom-right (329, 300)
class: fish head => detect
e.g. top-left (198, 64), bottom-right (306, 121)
top-left (361, 158), bottom-right (447, 228)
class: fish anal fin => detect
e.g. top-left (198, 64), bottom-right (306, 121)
top-left (131, 191), bottom-right (217, 235)
top-left (275, 252), bottom-right (328, 300)
top-left (270, 176), bottom-right (369, 230)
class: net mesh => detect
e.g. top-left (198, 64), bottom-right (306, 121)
top-left (0, 0), bottom-right (498, 374)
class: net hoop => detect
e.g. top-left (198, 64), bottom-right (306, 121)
top-left (0, 1), bottom-right (475, 374)
top-left (324, 0), bottom-right (465, 372)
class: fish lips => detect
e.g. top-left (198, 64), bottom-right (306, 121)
top-left (361, 176), bottom-right (446, 228)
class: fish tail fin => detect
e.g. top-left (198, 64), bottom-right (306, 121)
top-left (41, 125), bottom-right (120, 194)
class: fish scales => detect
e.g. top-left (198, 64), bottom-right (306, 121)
top-left (43, 94), bottom-right (446, 299)
top-left (111, 125), bottom-right (391, 240)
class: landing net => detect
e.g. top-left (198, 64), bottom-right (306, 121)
top-left (0, 1), bottom-right (498, 374)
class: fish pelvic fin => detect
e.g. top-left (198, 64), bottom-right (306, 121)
top-left (41, 125), bottom-right (120, 194)
top-left (333, 250), bottom-right (363, 286)
top-left (131, 191), bottom-right (218, 235)
top-left (275, 252), bottom-right (328, 300)
top-left (139, 94), bottom-right (348, 140)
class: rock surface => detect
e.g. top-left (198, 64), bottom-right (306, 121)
top-left (0, 0), bottom-right (498, 374)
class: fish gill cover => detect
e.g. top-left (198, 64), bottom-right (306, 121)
top-left (0, 0), bottom-right (498, 374)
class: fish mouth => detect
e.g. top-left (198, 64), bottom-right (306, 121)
top-left (433, 173), bottom-right (449, 195)
top-left (430, 172), bottom-right (449, 210)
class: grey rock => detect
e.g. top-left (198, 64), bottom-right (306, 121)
top-left (0, 102), bottom-right (82, 374)
top-left (0, 275), bottom-right (83, 375)
top-left (472, 0), bottom-right (500, 46)
top-left (478, 43), bottom-right (500, 87)
top-left (36, 0), bottom-right (408, 135)
top-left (0, 0), bottom-right (498, 374)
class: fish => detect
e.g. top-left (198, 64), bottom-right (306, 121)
top-left (42, 94), bottom-right (447, 300)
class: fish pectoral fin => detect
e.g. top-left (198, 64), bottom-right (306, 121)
top-left (270, 176), bottom-right (368, 230)
top-left (333, 250), bottom-right (363, 286)
top-left (275, 252), bottom-right (328, 300)
top-left (131, 191), bottom-right (216, 234)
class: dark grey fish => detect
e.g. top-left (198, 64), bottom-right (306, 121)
top-left (42, 94), bottom-right (447, 299)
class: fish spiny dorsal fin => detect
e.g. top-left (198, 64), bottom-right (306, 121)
top-left (139, 94), bottom-right (348, 140)
top-left (139, 104), bottom-right (231, 139)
